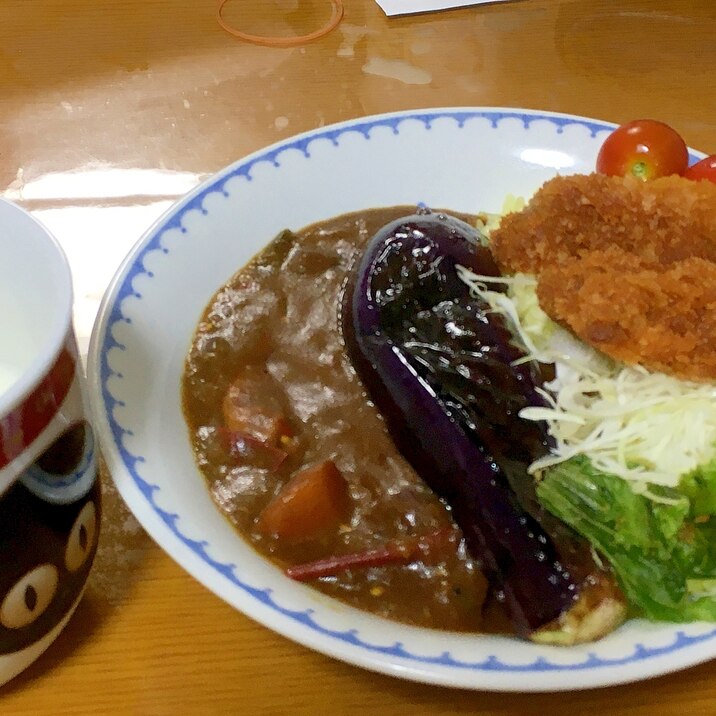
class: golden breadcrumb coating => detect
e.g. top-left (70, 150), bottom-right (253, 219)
top-left (538, 249), bottom-right (716, 381)
top-left (490, 174), bottom-right (716, 381)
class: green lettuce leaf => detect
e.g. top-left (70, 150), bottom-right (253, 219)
top-left (681, 459), bottom-right (716, 517)
top-left (537, 456), bottom-right (716, 622)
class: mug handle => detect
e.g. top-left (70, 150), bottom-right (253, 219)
top-left (0, 333), bottom-right (97, 505)
top-left (20, 371), bottom-right (97, 505)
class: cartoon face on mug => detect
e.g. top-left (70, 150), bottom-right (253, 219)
top-left (0, 422), bottom-right (100, 655)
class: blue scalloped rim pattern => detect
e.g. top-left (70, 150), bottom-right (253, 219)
top-left (99, 109), bottom-right (715, 674)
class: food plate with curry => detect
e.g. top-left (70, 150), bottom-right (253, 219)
top-left (88, 108), bottom-right (716, 691)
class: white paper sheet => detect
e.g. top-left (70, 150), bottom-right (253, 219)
top-left (375, 0), bottom-right (516, 17)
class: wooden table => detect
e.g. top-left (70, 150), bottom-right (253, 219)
top-left (2, 0), bottom-right (716, 712)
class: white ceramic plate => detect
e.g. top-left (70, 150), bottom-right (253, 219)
top-left (88, 108), bottom-right (714, 692)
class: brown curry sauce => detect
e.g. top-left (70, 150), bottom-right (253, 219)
top-left (182, 207), bottom-right (498, 632)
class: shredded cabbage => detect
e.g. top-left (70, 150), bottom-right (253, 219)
top-left (458, 267), bottom-right (716, 490)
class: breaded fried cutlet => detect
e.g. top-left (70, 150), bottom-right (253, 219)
top-left (489, 173), bottom-right (716, 382)
top-left (538, 248), bottom-right (716, 381)
top-left (491, 174), bottom-right (716, 273)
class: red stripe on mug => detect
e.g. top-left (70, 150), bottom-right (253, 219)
top-left (0, 341), bottom-right (77, 469)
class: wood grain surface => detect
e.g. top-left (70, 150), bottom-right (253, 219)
top-left (1, 0), bottom-right (715, 712)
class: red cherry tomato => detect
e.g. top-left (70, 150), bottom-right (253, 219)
top-left (683, 155), bottom-right (716, 184)
top-left (596, 119), bottom-right (688, 181)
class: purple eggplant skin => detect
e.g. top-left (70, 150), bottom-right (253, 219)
top-left (343, 210), bottom-right (582, 637)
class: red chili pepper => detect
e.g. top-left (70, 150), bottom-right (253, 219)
top-left (284, 528), bottom-right (457, 581)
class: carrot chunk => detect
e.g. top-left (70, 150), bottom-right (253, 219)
top-left (218, 428), bottom-right (288, 471)
top-left (257, 460), bottom-right (350, 543)
top-left (222, 375), bottom-right (288, 445)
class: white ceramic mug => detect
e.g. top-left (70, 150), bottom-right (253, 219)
top-left (0, 198), bottom-right (100, 687)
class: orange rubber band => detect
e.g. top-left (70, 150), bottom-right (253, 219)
top-left (217, 0), bottom-right (344, 48)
